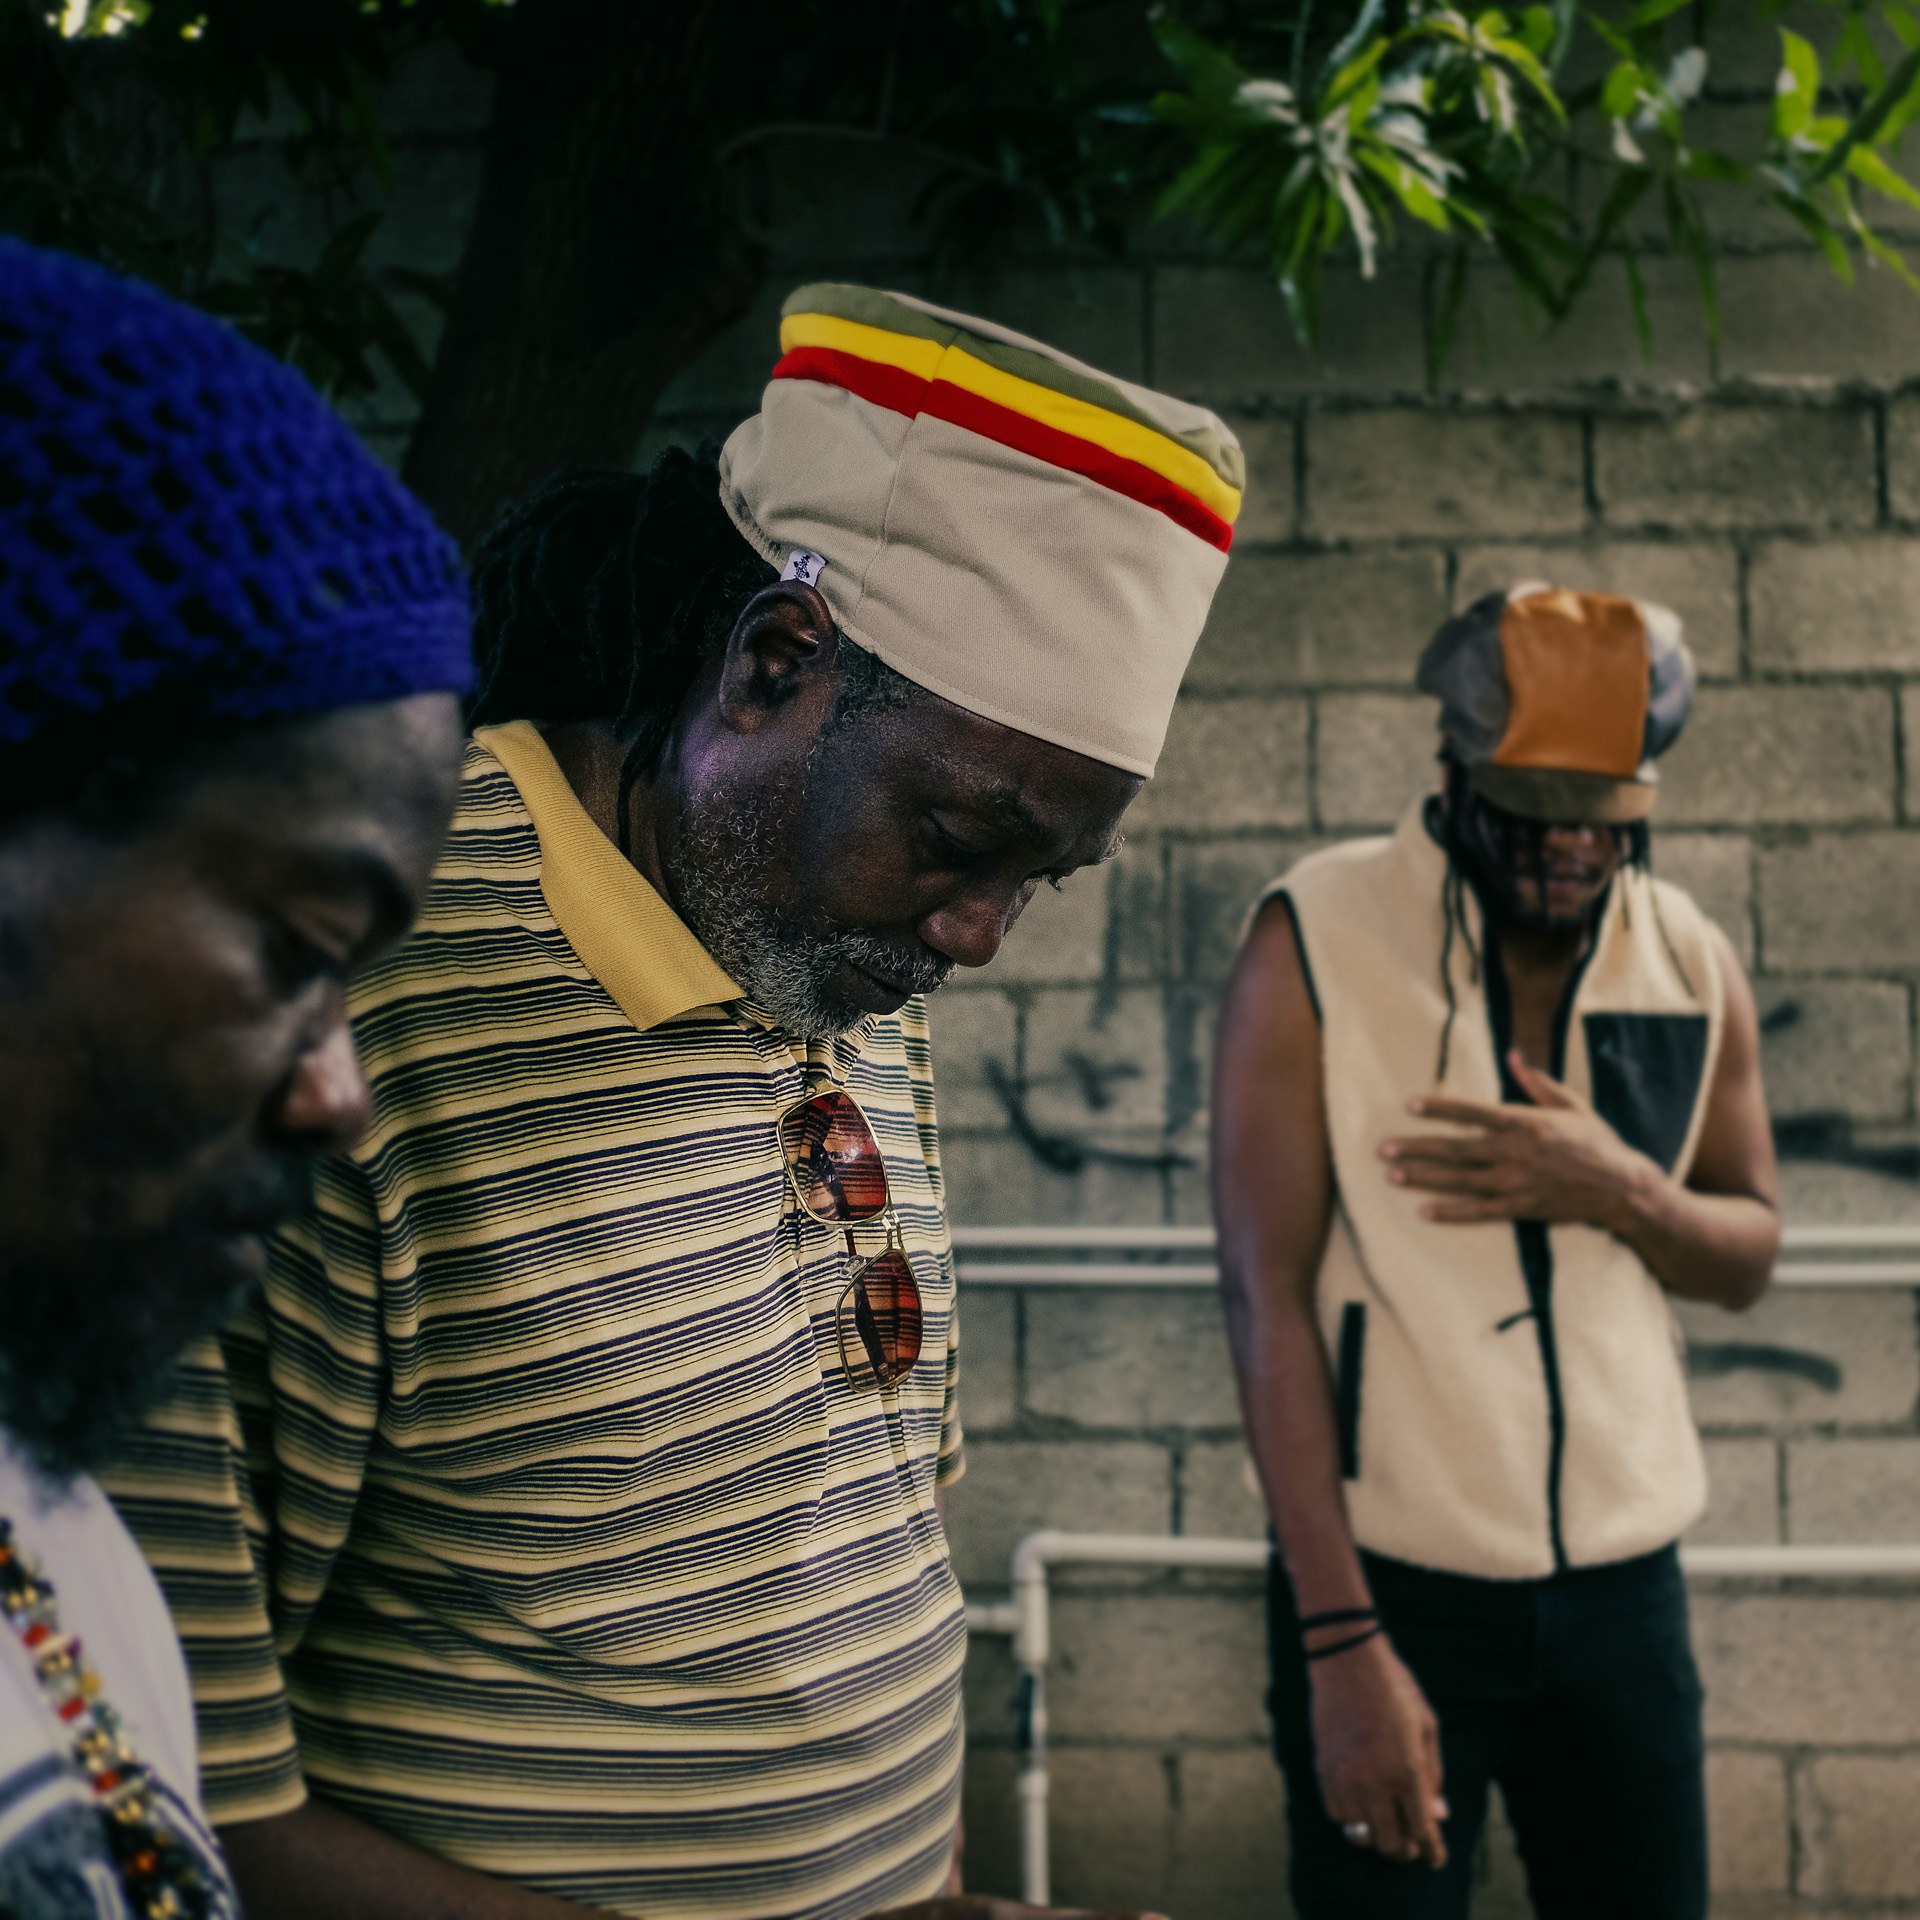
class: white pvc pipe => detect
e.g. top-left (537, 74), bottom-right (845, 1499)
top-left (955, 1259), bottom-right (1920, 1289)
top-left (983, 1530), bottom-right (1920, 1904)
top-left (950, 1223), bottom-right (1920, 1252)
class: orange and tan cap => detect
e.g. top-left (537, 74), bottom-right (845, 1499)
top-left (718, 283), bottom-right (1244, 777)
top-left (1416, 584), bottom-right (1696, 823)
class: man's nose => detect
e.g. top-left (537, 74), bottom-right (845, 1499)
top-left (917, 886), bottom-right (1019, 970)
top-left (271, 1020), bottom-right (374, 1150)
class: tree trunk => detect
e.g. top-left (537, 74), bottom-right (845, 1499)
top-left (403, 0), bottom-right (765, 547)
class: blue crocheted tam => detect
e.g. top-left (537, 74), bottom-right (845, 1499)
top-left (0, 238), bottom-right (472, 748)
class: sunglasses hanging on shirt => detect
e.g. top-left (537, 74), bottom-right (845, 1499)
top-left (776, 1087), bottom-right (924, 1391)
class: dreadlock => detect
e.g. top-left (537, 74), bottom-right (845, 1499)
top-left (469, 448), bottom-right (931, 855)
top-left (1433, 757), bottom-right (1685, 1084)
top-left (468, 448), bottom-right (778, 854)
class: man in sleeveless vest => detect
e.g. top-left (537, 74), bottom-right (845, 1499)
top-left (1212, 585), bottom-right (1779, 1918)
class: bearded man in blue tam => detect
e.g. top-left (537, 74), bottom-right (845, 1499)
top-left (0, 237), bottom-right (472, 1920)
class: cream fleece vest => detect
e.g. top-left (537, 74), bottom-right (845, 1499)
top-left (1267, 798), bottom-right (1724, 1581)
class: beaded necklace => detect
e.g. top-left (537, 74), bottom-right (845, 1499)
top-left (0, 1515), bottom-right (216, 1920)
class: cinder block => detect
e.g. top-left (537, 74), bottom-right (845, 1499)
top-left (1475, 1788), bottom-right (1529, 1918)
top-left (1757, 832), bottom-right (1920, 972)
top-left (1314, 694), bottom-right (1444, 830)
top-left (1174, 836), bottom-right (1333, 984)
top-left (1707, 1749), bottom-right (1791, 1894)
top-left (1594, 404), bottom-right (1877, 532)
top-left (1756, 978), bottom-right (1911, 1122)
top-left (1021, 988), bottom-right (1170, 1137)
top-left (1902, 688), bottom-right (1920, 822)
top-left (1688, 1439), bottom-right (1780, 1547)
top-left (1719, 249), bottom-right (1920, 382)
top-left (1048, 1747), bottom-right (1176, 1913)
top-left (957, 1288), bottom-right (1017, 1436)
top-left (1678, 1290), bottom-right (1920, 1427)
top-left (950, 267), bottom-right (1149, 383)
top-left (1787, 1437), bottom-right (1920, 1545)
top-left (1026, 1291), bottom-right (1242, 1430)
top-left (960, 1746), bottom-right (1022, 1897)
top-left (1693, 1592), bottom-right (1920, 1743)
top-left (1307, 410), bottom-right (1586, 541)
top-left (1128, 699), bottom-right (1310, 832)
top-left (1153, 263), bottom-right (1427, 400)
top-left (1227, 415), bottom-right (1299, 544)
top-left (1170, 1747), bottom-right (1288, 1920)
top-left (1442, 254), bottom-right (1712, 396)
top-left (1186, 551), bottom-right (1448, 694)
top-left (1750, 539), bottom-right (1920, 673)
top-left (924, 991), bottom-right (1020, 1130)
top-left (990, 843), bottom-right (1162, 987)
top-left (938, 1135), bottom-right (1169, 1230)
top-left (1656, 687), bottom-right (1895, 827)
top-left (1653, 834), bottom-right (1753, 969)
top-left (1453, 542), bottom-right (1740, 679)
top-left (1704, 2), bottom-right (1849, 91)
top-left (942, 1439), bottom-right (1171, 1586)
top-left (1887, 392), bottom-right (1920, 523)
top-left (1798, 1752), bottom-right (1920, 1898)
top-left (1048, 1587), bottom-right (1271, 1741)
top-left (1182, 1441), bottom-right (1268, 1539)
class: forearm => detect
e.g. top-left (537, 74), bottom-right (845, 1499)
top-left (218, 1797), bottom-right (625, 1920)
top-left (1221, 1276), bottom-right (1372, 1617)
top-left (1608, 1165), bottom-right (1779, 1310)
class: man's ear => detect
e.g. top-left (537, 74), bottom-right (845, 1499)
top-left (716, 584), bottom-right (839, 734)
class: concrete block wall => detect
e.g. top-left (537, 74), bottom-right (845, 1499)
top-left (216, 24), bottom-right (1920, 1912)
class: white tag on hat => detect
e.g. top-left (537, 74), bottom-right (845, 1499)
top-left (781, 547), bottom-right (827, 586)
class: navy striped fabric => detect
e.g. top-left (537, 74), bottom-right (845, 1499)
top-left (104, 732), bottom-right (967, 1919)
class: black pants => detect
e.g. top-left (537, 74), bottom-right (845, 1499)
top-left (1267, 1544), bottom-right (1708, 1920)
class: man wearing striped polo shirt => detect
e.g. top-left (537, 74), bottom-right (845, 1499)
top-left (106, 287), bottom-right (1242, 1920)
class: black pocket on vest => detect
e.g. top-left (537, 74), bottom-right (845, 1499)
top-left (1335, 1303), bottom-right (1366, 1480)
top-left (1583, 1012), bottom-right (1710, 1173)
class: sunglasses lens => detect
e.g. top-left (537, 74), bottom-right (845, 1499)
top-left (841, 1249), bottom-right (923, 1388)
top-left (779, 1092), bottom-right (889, 1222)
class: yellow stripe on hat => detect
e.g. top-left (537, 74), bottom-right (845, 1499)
top-left (779, 310), bottom-right (1243, 527)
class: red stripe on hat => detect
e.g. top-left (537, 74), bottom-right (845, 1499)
top-left (770, 347), bottom-right (1232, 552)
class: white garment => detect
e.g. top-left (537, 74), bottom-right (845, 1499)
top-left (0, 1434), bottom-right (237, 1919)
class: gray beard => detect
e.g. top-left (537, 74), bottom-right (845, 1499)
top-left (665, 776), bottom-right (953, 1039)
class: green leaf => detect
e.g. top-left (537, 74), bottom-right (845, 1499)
top-left (1834, 10), bottom-right (1887, 92)
top-left (1423, 243), bottom-right (1472, 388)
top-left (1682, 149), bottom-right (1753, 183)
top-left (1602, 61), bottom-right (1647, 120)
top-left (1847, 142), bottom-right (1920, 209)
top-left (1622, 243), bottom-right (1653, 357)
top-left (1663, 174), bottom-right (1721, 349)
top-left (1772, 29), bottom-right (1821, 142)
top-left (1858, 218), bottom-right (1920, 292)
top-left (1773, 190), bottom-right (1857, 280)
top-left (1804, 40), bottom-right (1920, 188)
top-left (1585, 12), bottom-right (1638, 58)
top-left (1623, 0), bottom-right (1693, 28)
top-left (1357, 146), bottom-right (1454, 230)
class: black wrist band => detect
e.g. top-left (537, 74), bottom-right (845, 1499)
top-left (1303, 1623), bottom-right (1385, 1663)
top-left (1297, 1605), bottom-right (1379, 1635)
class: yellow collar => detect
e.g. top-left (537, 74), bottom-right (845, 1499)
top-left (475, 720), bottom-right (741, 1034)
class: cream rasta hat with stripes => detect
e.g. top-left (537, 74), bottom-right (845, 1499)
top-left (719, 283), bottom-right (1244, 778)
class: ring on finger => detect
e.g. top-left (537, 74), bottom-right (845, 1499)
top-left (1340, 1820), bottom-right (1373, 1847)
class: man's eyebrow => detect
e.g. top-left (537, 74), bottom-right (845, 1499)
top-left (961, 787), bottom-right (1127, 868)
